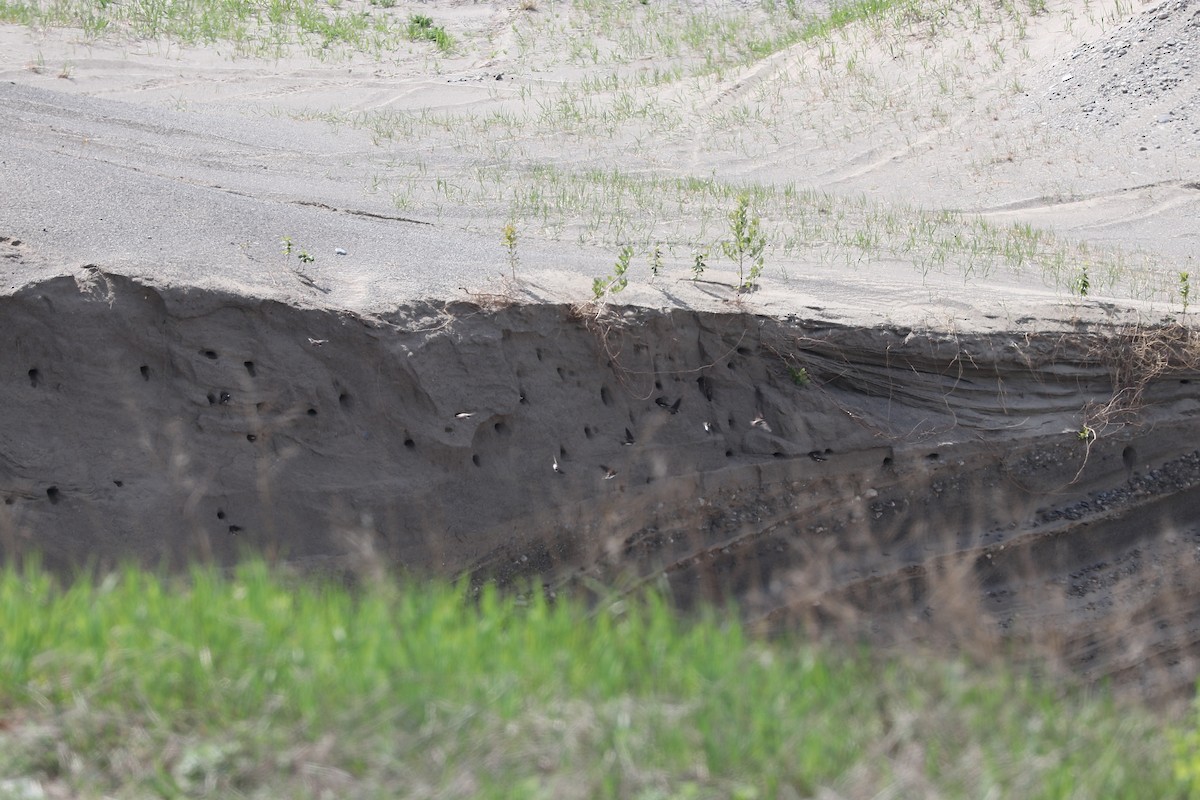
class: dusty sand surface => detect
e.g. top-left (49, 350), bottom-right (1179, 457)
top-left (2, 0), bottom-right (1199, 695)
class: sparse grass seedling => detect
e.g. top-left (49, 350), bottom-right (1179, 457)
top-left (789, 365), bottom-right (811, 387)
top-left (1180, 272), bottom-right (1191, 314)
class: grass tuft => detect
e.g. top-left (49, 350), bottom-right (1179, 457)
top-left (406, 12), bottom-right (452, 52)
top-left (0, 560), bottom-right (1187, 797)
top-left (0, 0), bottom-right (453, 58)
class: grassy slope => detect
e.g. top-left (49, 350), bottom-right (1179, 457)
top-left (0, 561), bottom-right (1188, 798)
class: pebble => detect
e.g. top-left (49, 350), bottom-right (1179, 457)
top-left (335, 247), bottom-right (348, 256)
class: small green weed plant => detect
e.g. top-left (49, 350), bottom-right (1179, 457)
top-left (593, 244), bottom-right (632, 300)
top-left (281, 236), bottom-right (315, 264)
top-left (502, 221), bottom-right (519, 280)
top-left (692, 248), bottom-right (708, 281)
top-left (1072, 266), bottom-right (1091, 298)
top-left (722, 194), bottom-right (767, 293)
top-left (789, 365), bottom-right (811, 387)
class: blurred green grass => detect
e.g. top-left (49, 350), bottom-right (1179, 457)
top-left (0, 0), bottom-right (902, 62)
top-left (0, 0), bottom-right (449, 57)
top-left (0, 559), bottom-right (1188, 798)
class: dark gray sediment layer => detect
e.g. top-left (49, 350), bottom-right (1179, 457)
top-left (4, 269), bottom-right (1200, 696)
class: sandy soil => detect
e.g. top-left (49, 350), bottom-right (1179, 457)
top-left (2, 0), bottom-right (1199, 696)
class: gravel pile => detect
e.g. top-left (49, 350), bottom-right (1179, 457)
top-left (1027, 0), bottom-right (1200, 149)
